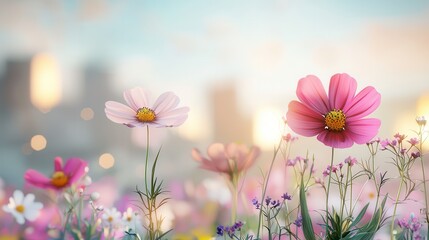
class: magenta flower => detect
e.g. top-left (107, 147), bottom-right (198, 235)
top-left (24, 157), bottom-right (88, 191)
top-left (192, 143), bottom-right (261, 178)
top-left (105, 87), bottom-right (189, 128)
top-left (286, 73), bottom-right (381, 148)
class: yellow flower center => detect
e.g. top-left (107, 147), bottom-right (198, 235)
top-left (108, 216), bottom-right (113, 222)
top-left (15, 204), bottom-right (25, 213)
top-left (368, 192), bottom-right (375, 199)
top-left (51, 171), bottom-right (69, 188)
top-left (126, 216), bottom-right (132, 222)
top-left (324, 109), bottom-right (346, 131)
top-left (136, 107), bottom-right (156, 122)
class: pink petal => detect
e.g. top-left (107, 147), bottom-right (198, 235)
top-left (296, 75), bottom-right (329, 115)
top-left (123, 87), bottom-right (149, 111)
top-left (286, 101), bottom-right (325, 137)
top-left (63, 158), bottom-right (88, 185)
top-left (343, 86), bottom-right (381, 120)
top-left (317, 131), bottom-right (354, 148)
top-left (192, 149), bottom-right (218, 172)
top-left (54, 157), bottom-right (63, 171)
top-left (328, 73), bottom-right (357, 110)
top-left (155, 107), bottom-right (189, 127)
top-left (207, 143), bottom-right (227, 162)
top-left (105, 101), bottom-right (137, 124)
top-left (346, 118), bottom-right (381, 144)
top-left (24, 170), bottom-right (52, 189)
top-left (154, 116), bottom-right (188, 127)
top-left (243, 146), bottom-right (261, 170)
top-left (153, 92), bottom-right (180, 113)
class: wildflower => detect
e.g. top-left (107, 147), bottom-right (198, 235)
top-left (416, 116), bottom-right (427, 127)
top-left (122, 207), bottom-right (141, 229)
top-left (101, 207), bottom-right (122, 228)
top-left (252, 197), bottom-right (261, 209)
top-left (344, 156), bottom-right (357, 166)
top-left (2, 190), bottom-right (43, 224)
top-left (411, 152), bottom-right (421, 159)
top-left (24, 157), bottom-right (87, 191)
top-left (408, 137), bottom-right (419, 146)
top-left (293, 215), bottom-right (303, 227)
top-left (281, 192), bottom-right (292, 201)
top-left (282, 133), bottom-right (298, 142)
top-left (286, 73), bottom-right (381, 148)
top-left (105, 87), bottom-right (189, 128)
top-left (394, 133), bottom-right (406, 143)
top-left (192, 142), bottom-right (260, 178)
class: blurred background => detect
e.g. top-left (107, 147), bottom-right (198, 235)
top-left (0, 0), bottom-right (429, 235)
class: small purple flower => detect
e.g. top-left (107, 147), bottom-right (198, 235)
top-left (394, 133), bottom-right (405, 142)
top-left (217, 225), bottom-right (225, 236)
top-left (271, 200), bottom-right (281, 208)
top-left (252, 197), bottom-right (260, 209)
top-left (281, 193), bottom-right (292, 201)
top-left (397, 218), bottom-right (409, 229)
top-left (412, 152), bottom-right (421, 159)
top-left (408, 138), bottom-right (419, 146)
top-left (380, 139), bottom-right (390, 150)
top-left (344, 156), bottom-right (357, 166)
top-left (287, 158), bottom-right (297, 166)
top-left (294, 215), bottom-right (303, 228)
top-left (265, 196), bottom-right (272, 206)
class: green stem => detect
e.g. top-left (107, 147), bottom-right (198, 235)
top-left (256, 139), bottom-right (283, 239)
top-left (145, 126), bottom-right (150, 194)
top-left (418, 126), bottom-right (428, 239)
top-left (390, 176), bottom-right (404, 240)
top-left (325, 147), bottom-right (335, 237)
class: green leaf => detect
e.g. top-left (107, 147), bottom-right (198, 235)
top-left (349, 202), bottom-right (369, 229)
top-left (300, 177), bottom-right (316, 240)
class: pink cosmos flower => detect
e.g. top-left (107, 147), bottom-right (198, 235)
top-left (105, 87), bottom-right (189, 128)
top-left (286, 73), bottom-right (381, 148)
top-left (192, 143), bottom-right (261, 178)
top-left (24, 157), bottom-right (88, 191)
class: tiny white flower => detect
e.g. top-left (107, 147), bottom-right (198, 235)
top-left (122, 207), bottom-right (142, 229)
top-left (2, 190), bottom-right (43, 224)
top-left (101, 207), bottom-right (122, 228)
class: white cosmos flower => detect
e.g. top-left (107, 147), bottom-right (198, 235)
top-left (2, 190), bottom-right (43, 224)
top-left (122, 207), bottom-right (142, 229)
top-left (101, 207), bottom-right (122, 228)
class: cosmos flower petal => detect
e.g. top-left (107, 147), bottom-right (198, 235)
top-left (317, 131), bottom-right (354, 148)
top-left (153, 92), bottom-right (180, 113)
top-left (347, 118), bottom-right (381, 144)
top-left (286, 101), bottom-right (325, 137)
top-left (296, 75), bottom-right (330, 115)
top-left (207, 143), bottom-right (228, 162)
top-left (328, 73), bottom-right (357, 110)
top-left (124, 87), bottom-right (149, 111)
top-left (344, 86), bottom-right (381, 120)
top-left (155, 115), bottom-right (188, 127)
top-left (54, 157), bottom-right (63, 171)
top-left (156, 106), bottom-right (189, 118)
top-left (24, 202), bottom-right (43, 221)
top-left (24, 170), bottom-right (53, 189)
top-left (63, 158), bottom-right (88, 184)
top-left (105, 101), bottom-right (137, 124)
top-left (14, 212), bottom-right (25, 224)
top-left (23, 193), bottom-right (35, 206)
top-left (13, 190), bottom-right (24, 204)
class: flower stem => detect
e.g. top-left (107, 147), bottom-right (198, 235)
top-left (390, 175), bottom-right (404, 240)
top-left (325, 147), bottom-right (335, 237)
top-left (145, 126), bottom-right (150, 194)
top-left (256, 139), bottom-right (283, 239)
top-left (418, 125), bottom-right (428, 239)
